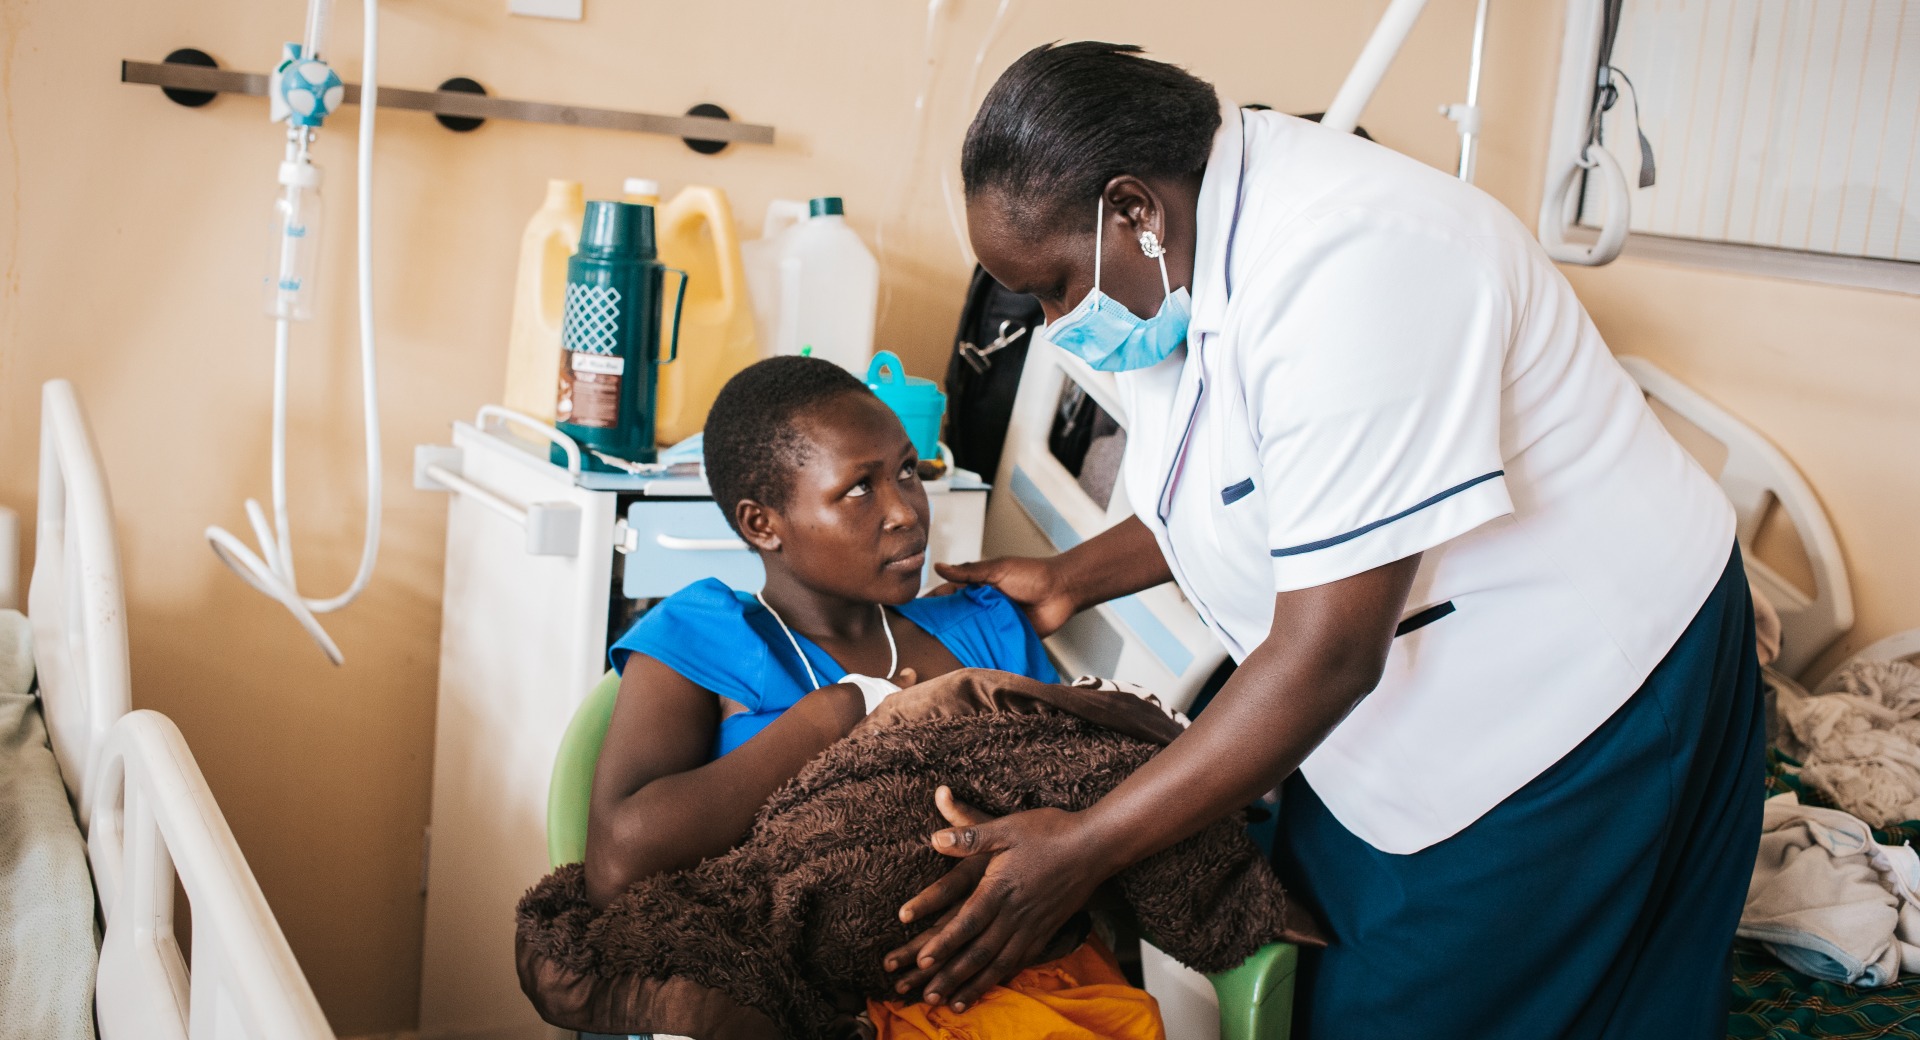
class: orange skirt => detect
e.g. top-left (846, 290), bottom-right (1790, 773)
top-left (868, 937), bottom-right (1165, 1040)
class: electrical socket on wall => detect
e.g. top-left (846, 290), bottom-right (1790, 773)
top-left (508, 0), bottom-right (583, 20)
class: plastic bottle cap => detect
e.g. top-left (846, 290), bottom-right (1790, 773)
top-left (278, 160), bottom-right (322, 189)
top-left (624, 177), bottom-right (661, 198)
top-left (800, 345), bottom-right (813, 357)
top-left (808, 197), bottom-right (844, 218)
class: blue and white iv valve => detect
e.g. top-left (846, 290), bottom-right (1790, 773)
top-left (262, 42), bottom-right (339, 321)
top-left (270, 43), bottom-right (345, 129)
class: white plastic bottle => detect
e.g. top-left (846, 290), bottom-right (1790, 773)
top-left (741, 199), bottom-right (806, 357)
top-left (501, 180), bottom-right (585, 422)
top-left (740, 197), bottom-right (879, 375)
top-left (621, 177), bottom-right (661, 207)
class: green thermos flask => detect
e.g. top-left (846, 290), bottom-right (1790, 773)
top-left (554, 200), bottom-right (686, 468)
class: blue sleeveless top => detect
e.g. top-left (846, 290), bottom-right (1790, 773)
top-left (611, 579), bottom-right (1059, 759)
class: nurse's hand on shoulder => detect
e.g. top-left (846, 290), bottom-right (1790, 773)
top-left (930, 558), bottom-right (1078, 637)
top-left (883, 786), bottom-right (1109, 1010)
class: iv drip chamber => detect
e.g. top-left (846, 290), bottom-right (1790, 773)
top-left (266, 159), bottom-right (324, 321)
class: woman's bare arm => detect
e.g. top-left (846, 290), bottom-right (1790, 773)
top-left (584, 654), bottom-right (865, 908)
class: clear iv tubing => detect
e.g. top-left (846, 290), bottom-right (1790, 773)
top-left (875, 0), bottom-right (1017, 325)
top-left (206, 0), bottom-right (381, 666)
top-left (875, 0), bottom-right (950, 328)
top-left (938, 0), bottom-right (1016, 268)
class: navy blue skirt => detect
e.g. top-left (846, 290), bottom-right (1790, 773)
top-left (1275, 545), bottom-right (1765, 1040)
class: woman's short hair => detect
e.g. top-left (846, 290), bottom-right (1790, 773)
top-left (704, 355), bottom-right (871, 535)
top-left (962, 41), bottom-right (1221, 235)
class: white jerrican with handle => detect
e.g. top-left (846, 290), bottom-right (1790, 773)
top-left (742, 198), bottom-right (806, 358)
top-left (740, 196), bottom-right (879, 374)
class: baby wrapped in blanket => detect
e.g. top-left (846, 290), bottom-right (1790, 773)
top-left (516, 668), bottom-right (1323, 1040)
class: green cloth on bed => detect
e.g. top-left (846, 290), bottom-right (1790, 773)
top-left (1729, 748), bottom-right (1920, 1039)
top-left (0, 609), bottom-right (98, 1040)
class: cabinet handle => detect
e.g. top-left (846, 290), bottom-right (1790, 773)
top-left (656, 533), bottom-right (749, 553)
top-left (422, 462), bottom-right (580, 557)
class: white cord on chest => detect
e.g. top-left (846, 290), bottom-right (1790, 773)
top-left (755, 592), bottom-right (897, 691)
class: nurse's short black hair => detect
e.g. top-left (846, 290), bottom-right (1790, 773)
top-left (704, 355), bottom-right (871, 536)
top-left (962, 41), bottom-right (1222, 235)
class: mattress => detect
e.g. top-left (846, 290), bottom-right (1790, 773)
top-left (0, 611), bottom-right (98, 1040)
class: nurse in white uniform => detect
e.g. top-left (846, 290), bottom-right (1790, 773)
top-left (888, 42), bottom-right (1766, 1040)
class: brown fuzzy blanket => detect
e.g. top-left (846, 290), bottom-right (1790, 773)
top-left (516, 668), bottom-right (1324, 1039)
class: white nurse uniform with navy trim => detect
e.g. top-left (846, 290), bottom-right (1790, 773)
top-left (1112, 102), bottom-right (1735, 855)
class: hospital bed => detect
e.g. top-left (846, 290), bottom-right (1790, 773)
top-left (9, 379), bottom-right (332, 1040)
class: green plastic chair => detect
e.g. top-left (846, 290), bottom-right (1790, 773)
top-left (548, 670), bottom-right (1296, 1040)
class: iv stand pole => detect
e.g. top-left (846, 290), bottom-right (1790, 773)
top-left (1318, 0), bottom-right (1492, 185)
top-left (1447, 0), bottom-right (1492, 183)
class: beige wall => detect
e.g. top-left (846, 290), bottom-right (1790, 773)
top-left (2, 0), bottom-right (1914, 1032)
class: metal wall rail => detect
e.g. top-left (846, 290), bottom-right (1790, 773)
top-left (121, 58), bottom-right (775, 147)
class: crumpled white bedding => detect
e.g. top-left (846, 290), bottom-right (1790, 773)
top-left (1777, 659), bottom-right (1920, 828)
top-left (1741, 792), bottom-right (1920, 987)
top-left (0, 608), bottom-right (98, 1040)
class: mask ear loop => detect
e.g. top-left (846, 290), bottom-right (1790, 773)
top-left (1093, 196), bottom-right (1104, 292)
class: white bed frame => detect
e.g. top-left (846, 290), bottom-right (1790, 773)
top-left (31, 380), bottom-right (132, 824)
top-left (88, 710), bottom-right (334, 1040)
top-left (1619, 357), bottom-right (1855, 678)
top-left (26, 379), bottom-right (333, 1040)
top-left (1841, 630), bottom-right (1920, 672)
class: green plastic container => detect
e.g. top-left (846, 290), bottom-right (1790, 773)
top-left (865, 350), bottom-right (945, 461)
top-left (554, 200), bottom-right (686, 468)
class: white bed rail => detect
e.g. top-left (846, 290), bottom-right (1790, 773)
top-left (89, 710), bottom-right (333, 1040)
top-left (1619, 357), bottom-right (1853, 677)
top-left (29, 379), bottom-right (132, 823)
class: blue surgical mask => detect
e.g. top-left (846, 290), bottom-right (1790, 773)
top-left (1042, 198), bottom-right (1192, 372)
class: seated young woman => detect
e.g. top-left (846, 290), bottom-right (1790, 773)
top-left (585, 355), bottom-right (1164, 1039)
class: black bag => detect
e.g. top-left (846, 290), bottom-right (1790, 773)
top-left (942, 265), bottom-right (1044, 482)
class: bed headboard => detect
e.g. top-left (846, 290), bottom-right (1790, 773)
top-left (1618, 356), bottom-right (1854, 678)
top-left (28, 379), bottom-right (133, 822)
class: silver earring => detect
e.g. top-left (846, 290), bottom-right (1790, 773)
top-left (1138, 230), bottom-right (1165, 258)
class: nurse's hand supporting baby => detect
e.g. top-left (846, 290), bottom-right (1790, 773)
top-left (883, 787), bottom-right (1096, 1007)
top-left (892, 554), bottom-right (1422, 1011)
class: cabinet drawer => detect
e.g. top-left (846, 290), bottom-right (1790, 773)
top-left (621, 500), bottom-right (764, 599)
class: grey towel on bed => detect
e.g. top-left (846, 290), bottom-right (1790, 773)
top-left (0, 609), bottom-right (98, 1040)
